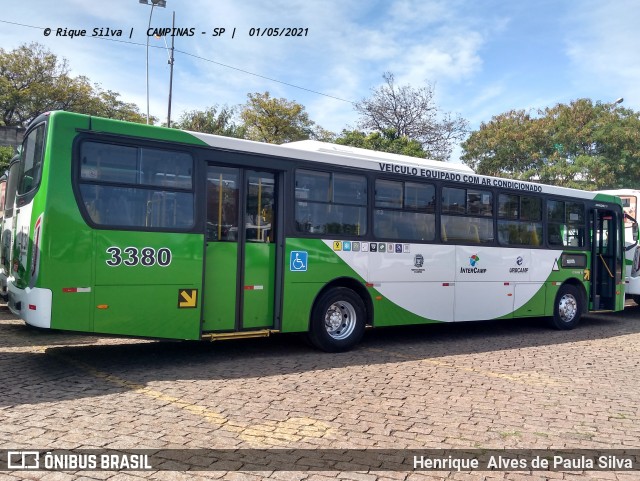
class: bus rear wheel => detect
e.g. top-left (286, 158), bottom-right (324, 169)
top-left (549, 284), bottom-right (583, 330)
top-left (308, 287), bottom-right (366, 352)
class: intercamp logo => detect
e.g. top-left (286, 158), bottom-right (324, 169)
top-left (460, 254), bottom-right (486, 274)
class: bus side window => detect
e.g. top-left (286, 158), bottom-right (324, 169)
top-left (105, 188), bottom-right (134, 226)
top-left (529, 225), bottom-right (541, 246)
top-left (374, 211), bottom-right (398, 239)
top-left (548, 225), bottom-right (563, 245)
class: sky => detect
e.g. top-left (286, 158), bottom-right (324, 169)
top-left (1, 0), bottom-right (639, 162)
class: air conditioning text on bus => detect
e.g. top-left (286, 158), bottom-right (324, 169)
top-left (378, 163), bottom-right (543, 192)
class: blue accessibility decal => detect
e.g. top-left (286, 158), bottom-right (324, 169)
top-left (290, 251), bottom-right (308, 272)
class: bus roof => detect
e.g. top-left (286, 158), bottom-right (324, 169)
top-left (281, 140), bottom-right (474, 174)
top-left (598, 189), bottom-right (640, 197)
top-left (41, 111), bottom-right (624, 202)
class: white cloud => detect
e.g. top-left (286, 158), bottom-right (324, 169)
top-left (391, 31), bottom-right (484, 86)
top-left (0, 0), bottom-right (509, 139)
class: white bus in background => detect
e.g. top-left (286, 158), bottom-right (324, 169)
top-left (599, 189), bottom-right (640, 303)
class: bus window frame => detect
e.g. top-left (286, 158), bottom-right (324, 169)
top-left (15, 120), bottom-right (48, 208)
top-left (4, 156), bottom-right (21, 220)
top-left (293, 167), bottom-right (368, 238)
top-left (373, 177), bottom-right (437, 243)
top-left (72, 133), bottom-right (201, 234)
top-left (546, 196), bottom-right (587, 249)
top-left (288, 161), bottom-right (598, 251)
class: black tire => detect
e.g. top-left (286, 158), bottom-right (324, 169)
top-left (632, 295), bottom-right (640, 306)
top-left (308, 287), bottom-right (366, 352)
top-left (549, 284), bottom-right (583, 330)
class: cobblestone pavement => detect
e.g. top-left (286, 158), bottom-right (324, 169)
top-left (1, 302), bottom-right (639, 481)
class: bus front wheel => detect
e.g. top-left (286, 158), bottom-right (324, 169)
top-left (308, 287), bottom-right (366, 352)
top-left (550, 284), bottom-right (583, 330)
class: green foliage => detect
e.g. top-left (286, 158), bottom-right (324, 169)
top-left (173, 105), bottom-right (245, 138)
top-left (0, 146), bottom-right (16, 172)
top-left (460, 110), bottom-right (546, 179)
top-left (334, 129), bottom-right (427, 158)
top-left (461, 99), bottom-right (640, 189)
top-left (0, 42), bottom-right (148, 127)
top-left (79, 88), bottom-right (149, 124)
top-left (240, 92), bottom-right (328, 144)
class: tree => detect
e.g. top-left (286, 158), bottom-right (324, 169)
top-left (459, 109), bottom-right (547, 180)
top-left (173, 105), bottom-right (245, 138)
top-left (461, 99), bottom-right (640, 189)
top-left (80, 88), bottom-right (148, 124)
top-left (239, 92), bottom-right (328, 144)
top-left (334, 129), bottom-right (427, 158)
top-left (355, 72), bottom-right (468, 161)
top-left (0, 146), bottom-right (16, 172)
top-left (0, 42), bottom-right (147, 127)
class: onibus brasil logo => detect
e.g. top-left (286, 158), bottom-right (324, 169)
top-left (460, 254), bottom-right (487, 274)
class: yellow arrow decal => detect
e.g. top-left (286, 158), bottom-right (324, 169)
top-left (178, 289), bottom-right (198, 308)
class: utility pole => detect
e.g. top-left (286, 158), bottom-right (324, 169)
top-left (139, 0), bottom-right (167, 125)
top-left (167, 10), bottom-right (175, 128)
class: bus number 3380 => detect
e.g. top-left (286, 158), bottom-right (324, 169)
top-left (105, 246), bottom-right (172, 267)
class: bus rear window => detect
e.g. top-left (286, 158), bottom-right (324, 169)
top-left (77, 140), bottom-right (195, 231)
top-left (17, 124), bottom-right (46, 196)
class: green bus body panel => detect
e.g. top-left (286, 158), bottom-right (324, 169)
top-left (24, 113), bottom-right (87, 294)
top-left (94, 285), bottom-right (199, 339)
top-left (203, 243), bottom-right (237, 331)
top-left (243, 243), bottom-right (276, 329)
top-left (509, 285), bottom-right (547, 318)
top-left (89, 116), bottom-right (209, 147)
top-left (34, 113), bottom-right (205, 339)
top-left (370, 295), bottom-right (442, 327)
top-left (37, 113), bottom-right (93, 327)
top-left (92, 231), bottom-right (203, 339)
top-left (282, 238), bottom-right (365, 333)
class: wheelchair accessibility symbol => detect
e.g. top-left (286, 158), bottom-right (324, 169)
top-left (290, 251), bottom-right (308, 272)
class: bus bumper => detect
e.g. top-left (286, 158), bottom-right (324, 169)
top-left (627, 276), bottom-right (640, 297)
top-left (7, 281), bottom-right (52, 328)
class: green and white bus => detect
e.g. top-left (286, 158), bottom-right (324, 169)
top-left (0, 170), bottom-right (7, 296)
top-left (6, 111), bottom-right (626, 351)
top-left (0, 155), bottom-right (20, 299)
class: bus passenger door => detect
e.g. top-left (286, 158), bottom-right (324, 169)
top-left (591, 208), bottom-right (622, 311)
top-left (202, 166), bottom-right (278, 331)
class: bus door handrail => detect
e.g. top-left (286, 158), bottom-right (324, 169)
top-left (599, 254), bottom-right (614, 278)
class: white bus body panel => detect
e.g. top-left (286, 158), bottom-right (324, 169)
top-left (325, 241), bottom-right (563, 322)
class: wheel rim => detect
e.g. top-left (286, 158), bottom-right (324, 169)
top-left (558, 293), bottom-right (578, 323)
top-left (324, 300), bottom-right (357, 340)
